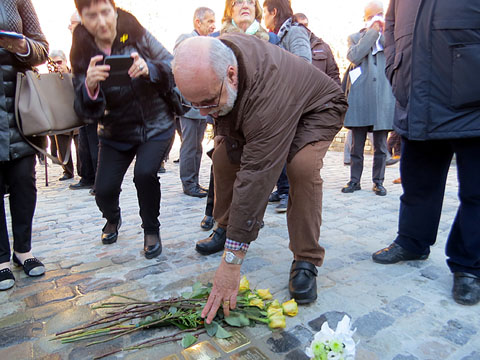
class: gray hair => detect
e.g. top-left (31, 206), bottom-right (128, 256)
top-left (193, 7), bottom-right (214, 24)
top-left (209, 38), bottom-right (237, 81)
top-left (49, 49), bottom-right (67, 60)
top-left (172, 37), bottom-right (237, 82)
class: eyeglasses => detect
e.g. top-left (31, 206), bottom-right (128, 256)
top-left (232, 0), bottom-right (255, 7)
top-left (183, 79), bottom-right (224, 110)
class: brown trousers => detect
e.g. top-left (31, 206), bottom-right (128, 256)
top-left (213, 139), bottom-right (331, 266)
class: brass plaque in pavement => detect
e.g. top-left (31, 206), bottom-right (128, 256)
top-left (161, 355), bottom-right (181, 360)
top-left (230, 347), bottom-right (270, 360)
top-left (213, 330), bottom-right (251, 353)
top-left (181, 341), bottom-right (221, 360)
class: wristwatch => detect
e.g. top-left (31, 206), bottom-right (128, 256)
top-left (223, 251), bottom-right (243, 265)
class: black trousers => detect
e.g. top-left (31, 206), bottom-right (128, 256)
top-left (350, 127), bottom-right (388, 184)
top-left (55, 134), bottom-right (79, 177)
top-left (78, 123), bottom-right (99, 185)
top-left (95, 139), bottom-right (171, 235)
top-left (0, 155), bottom-right (36, 263)
top-left (395, 137), bottom-right (480, 276)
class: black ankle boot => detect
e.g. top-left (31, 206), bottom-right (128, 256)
top-left (195, 227), bottom-right (226, 255)
top-left (101, 217), bottom-right (122, 245)
top-left (144, 234), bottom-right (162, 259)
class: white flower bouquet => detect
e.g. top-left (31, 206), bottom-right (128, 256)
top-left (305, 315), bottom-right (356, 360)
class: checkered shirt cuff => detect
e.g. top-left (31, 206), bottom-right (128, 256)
top-left (225, 238), bottom-right (249, 252)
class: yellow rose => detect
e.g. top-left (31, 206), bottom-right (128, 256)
top-left (239, 275), bottom-right (250, 293)
top-left (257, 289), bottom-right (273, 300)
top-left (267, 307), bottom-right (283, 318)
top-left (282, 299), bottom-right (298, 317)
top-left (248, 298), bottom-right (264, 309)
top-left (269, 314), bottom-right (286, 329)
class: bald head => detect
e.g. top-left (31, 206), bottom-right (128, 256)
top-left (173, 37), bottom-right (239, 117)
top-left (364, 0), bottom-right (383, 21)
top-left (173, 37), bottom-right (237, 105)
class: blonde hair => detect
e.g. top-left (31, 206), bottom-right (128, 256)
top-left (222, 0), bottom-right (263, 24)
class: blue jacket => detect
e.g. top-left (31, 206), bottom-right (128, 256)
top-left (386, 0), bottom-right (480, 140)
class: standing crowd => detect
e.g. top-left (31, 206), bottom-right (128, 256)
top-left (0, 0), bottom-right (479, 325)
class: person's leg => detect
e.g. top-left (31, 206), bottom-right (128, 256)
top-left (56, 134), bottom-right (74, 178)
top-left (372, 130), bottom-right (388, 184)
top-left (86, 122), bottom-right (99, 177)
top-left (133, 139), bottom-right (170, 235)
top-left (49, 135), bottom-right (57, 157)
top-left (350, 127), bottom-right (368, 183)
top-left (446, 138), bottom-right (480, 277)
top-left (180, 117), bottom-right (200, 191)
top-left (95, 143), bottom-right (134, 225)
top-left (205, 165), bottom-right (214, 217)
top-left (343, 129), bottom-right (352, 164)
top-left (73, 134), bottom-right (80, 177)
top-left (276, 165), bottom-right (289, 196)
top-left (287, 141), bottom-right (330, 266)
top-left (195, 118), bottom-right (207, 186)
top-left (0, 165), bottom-right (11, 264)
top-left (7, 156), bottom-right (37, 256)
top-left (76, 126), bottom-right (95, 186)
top-left (395, 139), bottom-right (453, 255)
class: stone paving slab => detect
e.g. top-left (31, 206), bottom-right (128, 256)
top-left (2, 139), bottom-right (479, 359)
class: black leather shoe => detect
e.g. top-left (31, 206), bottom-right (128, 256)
top-left (102, 217), bottom-right (122, 245)
top-left (341, 181), bottom-right (361, 193)
top-left (373, 183), bottom-right (387, 196)
top-left (372, 243), bottom-right (428, 264)
top-left (269, 191), bottom-right (281, 202)
top-left (196, 227), bottom-right (226, 255)
top-left (59, 174), bottom-right (74, 181)
top-left (452, 272), bottom-right (480, 305)
top-left (0, 268), bottom-right (15, 291)
top-left (200, 215), bottom-right (215, 231)
top-left (289, 260), bottom-right (318, 304)
top-left (12, 254), bottom-right (45, 277)
top-left (69, 181), bottom-right (93, 190)
top-left (184, 186), bottom-right (207, 198)
top-left (144, 234), bottom-right (162, 259)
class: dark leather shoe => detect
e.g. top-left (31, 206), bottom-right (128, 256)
top-left (144, 234), bottom-right (162, 259)
top-left (386, 157), bottom-right (400, 166)
top-left (184, 186), bottom-right (207, 198)
top-left (102, 217), bottom-right (122, 245)
top-left (373, 183), bottom-right (387, 196)
top-left (269, 191), bottom-right (281, 202)
top-left (12, 253), bottom-right (45, 277)
top-left (69, 181), bottom-right (93, 190)
top-left (200, 215), bottom-right (215, 231)
top-left (196, 227), bottom-right (226, 255)
top-left (341, 181), bottom-right (361, 193)
top-left (452, 272), bottom-right (480, 305)
top-left (0, 268), bottom-right (15, 291)
top-left (59, 174), bottom-right (73, 181)
top-left (372, 243), bottom-right (428, 264)
top-left (289, 260), bottom-right (318, 304)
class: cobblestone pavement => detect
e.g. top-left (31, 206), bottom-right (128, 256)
top-left (1, 140), bottom-right (479, 360)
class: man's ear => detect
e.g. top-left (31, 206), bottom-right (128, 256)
top-left (226, 65), bottom-right (238, 87)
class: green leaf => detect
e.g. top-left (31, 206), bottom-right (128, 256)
top-left (181, 334), bottom-right (198, 348)
top-left (181, 292), bottom-right (192, 298)
top-left (190, 287), bottom-right (210, 299)
top-left (169, 306), bottom-right (177, 315)
top-left (205, 321), bottom-right (219, 337)
top-left (192, 282), bottom-right (202, 292)
top-left (224, 313), bottom-right (250, 327)
top-left (215, 325), bottom-right (232, 339)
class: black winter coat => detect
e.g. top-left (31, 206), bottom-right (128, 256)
top-left (70, 9), bottom-right (174, 144)
top-left (0, 0), bottom-right (48, 162)
top-left (386, 0), bottom-right (480, 140)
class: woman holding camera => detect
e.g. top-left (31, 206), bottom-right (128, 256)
top-left (71, 0), bottom-right (174, 259)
